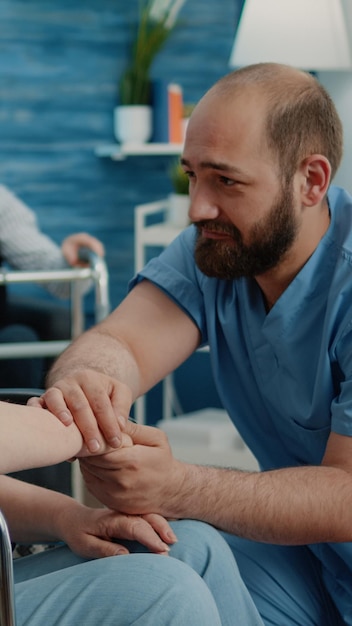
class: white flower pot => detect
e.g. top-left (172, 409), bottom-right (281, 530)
top-left (168, 193), bottom-right (190, 228)
top-left (114, 105), bottom-right (152, 144)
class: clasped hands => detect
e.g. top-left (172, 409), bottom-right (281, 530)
top-left (29, 370), bottom-right (186, 554)
top-left (79, 418), bottom-right (184, 520)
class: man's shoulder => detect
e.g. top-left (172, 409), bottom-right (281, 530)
top-left (328, 185), bottom-right (352, 213)
top-left (328, 186), bottom-right (352, 254)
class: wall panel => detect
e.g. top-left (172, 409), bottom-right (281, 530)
top-left (0, 0), bottom-right (244, 420)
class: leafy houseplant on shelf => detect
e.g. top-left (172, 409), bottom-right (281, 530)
top-left (114, 0), bottom-right (186, 145)
top-left (168, 159), bottom-right (190, 228)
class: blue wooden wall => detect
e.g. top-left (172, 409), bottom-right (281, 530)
top-left (0, 0), bottom-right (244, 421)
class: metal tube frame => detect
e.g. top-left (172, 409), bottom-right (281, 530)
top-left (0, 510), bottom-right (16, 626)
top-left (0, 251), bottom-right (110, 360)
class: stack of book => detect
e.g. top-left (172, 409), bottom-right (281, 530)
top-left (151, 80), bottom-right (184, 144)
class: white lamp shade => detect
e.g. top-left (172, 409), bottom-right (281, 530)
top-left (230, 0), bottom-right (352, 71)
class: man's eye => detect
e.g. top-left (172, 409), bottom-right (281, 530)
top-left (219, 176), bottom-right (235, 186)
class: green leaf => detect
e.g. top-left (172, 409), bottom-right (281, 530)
top-left (118, 0), bottom-right (185, 105)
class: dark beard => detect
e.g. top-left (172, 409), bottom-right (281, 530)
top-left (194, 183), bottom-right (298, 279)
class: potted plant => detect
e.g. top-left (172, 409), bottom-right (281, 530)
top-left (168, 159), bottom-right (190, 227)
top-left (114, 0), bottom-right (186, 144)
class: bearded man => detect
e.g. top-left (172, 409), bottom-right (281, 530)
top-left (37, 63), bottom-right (351, 625)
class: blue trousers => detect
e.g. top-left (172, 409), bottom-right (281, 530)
top-left (14, 519), bottom-right (345, 625)
top-left (13, 520), bottom-right (262, 626)
top-left (222, 533), bottom-right (345, 626)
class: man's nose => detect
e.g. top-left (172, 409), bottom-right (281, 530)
top-left (188, 186), bottom-right (220, 222)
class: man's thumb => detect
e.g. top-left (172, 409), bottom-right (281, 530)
top-left (125, 420), bottom-right (165, 447)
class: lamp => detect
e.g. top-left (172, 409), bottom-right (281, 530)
top-left (229, 0), bottom-right (352, 71)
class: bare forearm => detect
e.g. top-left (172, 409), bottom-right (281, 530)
top-left (82, 423), bottom-right (352, 545)
top-left (0, 475), bottom-right (78, 543)
top-left (47, 325), bottom-right (141, 397)
top-left (47, 282), bottom-right (200, 396)
top-left (0, 401), bottom-right (84, 473)
top-left (0, 476), bottom-right (175, 559)
top-left (171, 463), bottom-right (352, 544)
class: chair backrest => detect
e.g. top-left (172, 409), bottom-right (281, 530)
top-left (0, 509), bottom-right (16, 626)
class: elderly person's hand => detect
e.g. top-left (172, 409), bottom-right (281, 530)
top-left (56, 499), bottom-right (177, 558)
top-left (61, 232), bottom-right (105, 266)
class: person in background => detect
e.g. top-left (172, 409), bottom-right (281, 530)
top-left (1, 400), bottom-right (248, 626)
top-left (0, 184), bottom-right (105, 388)
top-left (38, 63), bottom-right (352, 624)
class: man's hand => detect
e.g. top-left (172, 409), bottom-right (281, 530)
top-left (28, 370), bottom-right (133, 454)
top-left (80, 421), bottom-right (186, 518)
top-left (57, 500), bottom-right (177, 558)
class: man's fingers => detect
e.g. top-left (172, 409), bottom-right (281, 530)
top-left (142, 513), bottom-right (178, 544)
top-left (26, 396), bottom-right (45, 409)
top-left (121, 432), bottom-right (133, 448)
top-left (125, 421), bottom-right (169, 447)
top-left (41, 377), bottom-right (130, 453)
top-left (79, 422), bottom-right (165, 467)
top-left (41, 373), bottom-right (133, 453)
top-left (113, 515), bottom-right (171, 554)
top-left (78, 378), bottom-right (123, 449)
top-left (38, 387), bottom-right (74, 425)
top-left (42, 385), bottom-right (105, 452)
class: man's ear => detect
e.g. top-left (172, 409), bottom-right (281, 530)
top-left (299, 154), bottom-right (331, 206)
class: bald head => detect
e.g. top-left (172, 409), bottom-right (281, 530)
top-left (194, 63), bottom-right (343, 182)
top-left (210, 62), bottom-right (313, 95)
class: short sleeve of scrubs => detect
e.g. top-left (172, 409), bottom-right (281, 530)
top-left (129, 226), bottom-right (209, 343)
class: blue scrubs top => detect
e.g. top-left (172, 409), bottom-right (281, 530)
top-left (129, 185), bottom-right (352, 617)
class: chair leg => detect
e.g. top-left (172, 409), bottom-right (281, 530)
top-left (0, 510), bottom-right (16, 626)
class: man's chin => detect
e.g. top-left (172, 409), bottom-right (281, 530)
top-left (195, 240), bottom-right (241, 279)
top-left (195, 256), bottom-right (242, 280)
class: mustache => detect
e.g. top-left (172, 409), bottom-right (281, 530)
top-left (195, 220), bottom-right (241, 238)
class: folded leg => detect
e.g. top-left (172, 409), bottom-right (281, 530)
top-left (222, 533), bottom-right (343, 626)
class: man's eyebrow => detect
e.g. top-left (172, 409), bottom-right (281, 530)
top-left (180, 157), bottom-right (244, 175)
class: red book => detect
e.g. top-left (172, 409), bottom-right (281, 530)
top-left (168, 83), bottom-right (183, 144)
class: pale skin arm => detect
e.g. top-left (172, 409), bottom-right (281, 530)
top-left (0, 400), bottom-right (88, 473)
top-left (0, 401), bottom-right (176, 555)
top-left (0, 476), bottom-right (176, 557)
top-left (80, 422), bottom-right (352, 545)
top-left (35, 280), bottom-right (201, 452)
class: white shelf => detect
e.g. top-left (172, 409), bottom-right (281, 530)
top-left (95, 142), bottom-right (183, 160)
